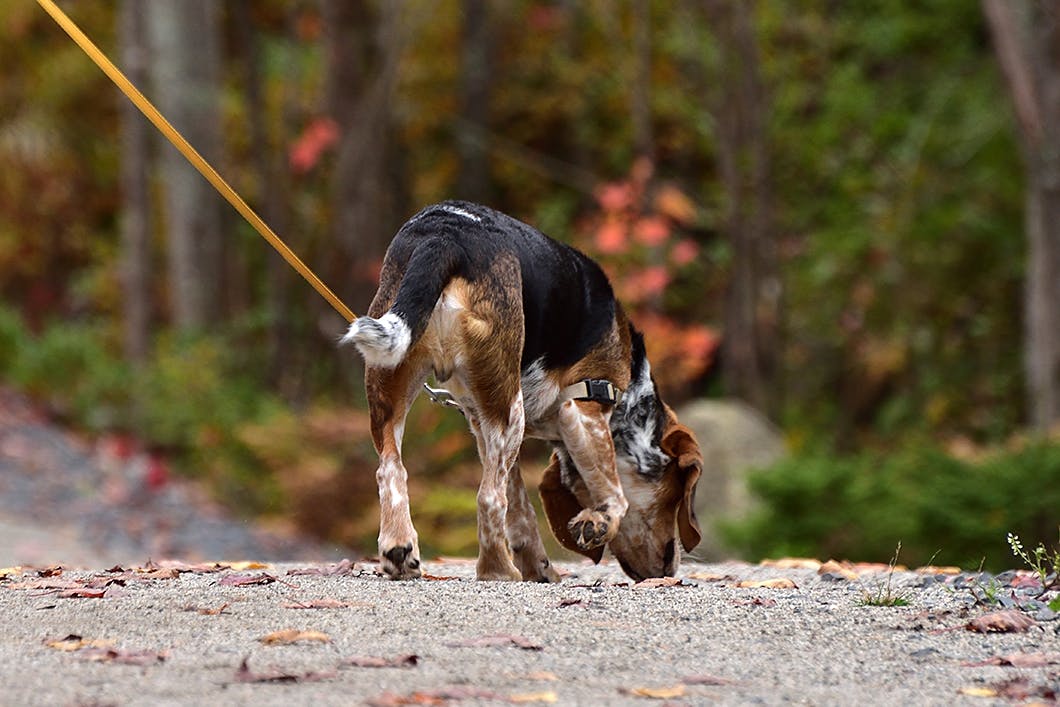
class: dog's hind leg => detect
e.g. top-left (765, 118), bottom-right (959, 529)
top-left (506, 462), bottom-right (561, 582)
top-left (366, 358), bottom-right (429, 580)
top-left (466, 398), bottom-right (525, 581)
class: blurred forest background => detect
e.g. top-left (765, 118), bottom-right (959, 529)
top-left (1, 0), bottom-right (1058, 569)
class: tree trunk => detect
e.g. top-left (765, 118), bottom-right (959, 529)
top-left (456, 0), bottom-right (493, 203)
top-left (324, 0), bottom-right (407, 312)
top-left (703, 0), bottom-right (780, 416)
top-left (146, 0), bottom-right (224, 332)
top-left (982, 0), bottom-right (1060, 431)
top-left (631, 0), bottom-right (654, 163)
top-left (119, 0), bottom-right (151, 364)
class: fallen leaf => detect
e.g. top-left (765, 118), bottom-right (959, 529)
top-left (622, 684), bottom-right (687, 699)
top-left (147, 560), bottom-right (227, 574)
top-left (987, 676), bottom-right (1058, 701)
top-left (423, 574), bottom-right (462, 581)
top-left (79, 647), bottom-right (166, 665)
top-left (37, 566), bottom-right (64, 577)
top-left (183, 602), bottom-right (231, 615)
top-left (521, 671), bottom-right (559, 682)
top-left (57, 587), bottom-right (125, 599)
top-left (963, 652), bottom-right (1060, 668)
top-left (286, 559), bottom-right (359, 576)
top-left (8, 578), bottom-right (81, 591)
top-left (446, 634), bottom-right (543, 651)
top-left (733, 597), bottom-right (777, 608)
top-left (965, 611), bottom-right (1037, 634)
top-left (509, 691), bottom-right (559, 703)
top-left (225, 561), bottom-right (271, 571)
top-left (557, 598), bottom-right (586, 608)
top-left (736, 578), bottom-right (798, 589)
top-left (431, 556), bottom-right (478, 565)
top-left (282, 598), bottom-right (355, 610)
top-left (367, 687), bottom-right (503, 706)
top-left (817, 560), bottom-right (859, 580)
top-left (852, 561), bottom-right (907, 573)
top-left (259, 629), bottom-right (332, 645)
top-left (685, 572), bottom-right (734, 582)
top-left (219, 572), bottom-right (280, 587)
top-left (136, 568), bottom-right (181, 581)
top-left (0, 566), bottom-right (22, 578)
top-left (682, 674), bottom-right (737, 686)
top-left (341, 654), bottom-right (419, 669)
top-left (914, 565), bottom-right (961, 575)
top-left (634, 577), bottom-right (685, 589)
top-left (234, 656), bottom-right (336, 684)
top-left (760, 558), bottom-right (822, 570)
top-left (957, 686), bottom-right (998, 698)
top-left (45, 635), bottom-right (114, 652)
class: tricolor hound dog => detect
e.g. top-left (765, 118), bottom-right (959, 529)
top-left (341, 201), bottom-right (702, 581)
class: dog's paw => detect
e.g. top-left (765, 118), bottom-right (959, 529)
top-left (475, 551), bottom-right (522, 582)
top-left (568, 508), bottom-right (615, 550)
top-left (380, 541), bottom-right (422, 580)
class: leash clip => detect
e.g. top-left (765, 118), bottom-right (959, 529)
top-left (423, 383), bottom-right (462, 411)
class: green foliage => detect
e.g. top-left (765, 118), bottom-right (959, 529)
top-left (1007, 532), bottom-right (1060, 597)
top-left (724, 443), bottom-right (1060, 571)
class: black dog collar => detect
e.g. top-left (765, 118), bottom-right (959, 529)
top-left (560, 379), bottom-right (623, 406)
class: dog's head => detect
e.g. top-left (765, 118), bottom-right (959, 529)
top-left (539, 400), bottom-right (702, 581)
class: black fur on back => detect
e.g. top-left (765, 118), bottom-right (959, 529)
top-left (380, 201), bottom-right (617, 372)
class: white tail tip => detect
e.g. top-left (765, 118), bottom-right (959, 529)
top-left (339, 312), bottom-right (411, 369)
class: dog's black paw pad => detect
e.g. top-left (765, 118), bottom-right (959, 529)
top-left (385, 543), bottom-right (412, 567)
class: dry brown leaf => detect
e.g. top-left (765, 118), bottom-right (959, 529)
top-left (965, 610), bottom-right (1037, 634)
top-left (286, 559), bottom-right (360, 576)
top-left (367, 687), bottom-right (503, 706)
top-left (852, 561), bottom-right (908, 573)
top-left (522, 671), bottom-right (559, 682)
top-left (957, 686), bottom-right (998, 698)
top-left (622, 684), bottom-right (687, 699)
top-left (8, 578), bottom-right (81, 591)
top-left (0, 566), bottom-right (22, 578)
top-left (509, 691), bottom-right (559, 703)
top-left (685, 572), bottom-right (734, 582)
top-left (45, 635), bottom-right (114, 652)
top-left (760, 558), bottom-right (822, 570)
top-left (219, 572), bottom-right (281, 587)
top-left (341, 654), bottom-right (419, 669)
top-left (37, 565), bottom-right (64, 577)
top-left (422, 574), bottom-right (462, 581)
top-left (225, 561), bottom-right (271, 571)
top-left (634, 576), bottom-right (685, 589)
top-left (683, 673), bottom-right (737, 686)
top-left (817, 560), bottom-right (859, 580)
top-left (446, 634), bottom-right (543, 650)
top-left (234, 656), bottom-right (336, 684)
top-left (964, 652), bottom-right (1060, 668)
top-left (79, 647), bottom-right (167, 665)
top-left (914, 565), bottom-right (961, 575)
top-left (282, 598), bottom-right (355, 610)
top-left (258, 629), bottom-right (332, 645)
top-left (182, 602), bottom-right (231, 615)
top-left (736, 578), bottom-right (798, 589)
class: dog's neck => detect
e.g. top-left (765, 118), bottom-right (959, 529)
top-left (610, 348), bottom-right (669, 480)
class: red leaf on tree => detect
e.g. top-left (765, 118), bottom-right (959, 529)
top-left (594, 220), bottom-right (628, 255)
top-left (633, 217), bottom-right (670, 247)
top-left (289, 118), bottom-right (340, 175)
top-left (670, 238), bottom-right (699, 266)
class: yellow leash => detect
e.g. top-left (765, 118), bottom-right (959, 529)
top-left (36, 0), bottom-right (357, 324)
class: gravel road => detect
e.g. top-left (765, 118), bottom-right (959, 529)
top-left (1, 557), bottom-right (1058, 706)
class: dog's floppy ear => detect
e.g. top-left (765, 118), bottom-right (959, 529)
top-left (661, 420), bottom-right (703, 552)
top-left (538, 452), bottom-right (605, 564)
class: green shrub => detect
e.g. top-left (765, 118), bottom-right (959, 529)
top-left (722, 442), bottom-right (1060, 571)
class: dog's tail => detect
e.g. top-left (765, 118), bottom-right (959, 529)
top-left (340, 238), bottom-right (464, 369)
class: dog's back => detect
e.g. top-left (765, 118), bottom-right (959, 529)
top-left (342, 201), bottom-right (617, 374)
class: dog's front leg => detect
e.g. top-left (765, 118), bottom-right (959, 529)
top-left (557, 399), bottom-right (628, 551)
